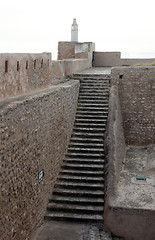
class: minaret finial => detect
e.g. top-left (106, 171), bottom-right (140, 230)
top-left (71, 18), bottom-right (78, 42)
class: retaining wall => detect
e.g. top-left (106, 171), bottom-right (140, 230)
top-left (0, 80), bottom-right (80, 240)
top-left (104, 85), bottom-right (126, 200)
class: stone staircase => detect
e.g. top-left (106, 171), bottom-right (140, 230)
top-left (45, 73), bottom-right (110, 223)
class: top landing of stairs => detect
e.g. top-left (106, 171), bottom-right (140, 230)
top-left (75, 67), bottom-right (111, 77)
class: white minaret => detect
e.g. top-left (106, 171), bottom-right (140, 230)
top-left (71, 18), bottom-right (78, 42)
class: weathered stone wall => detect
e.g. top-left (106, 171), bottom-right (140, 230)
top-left (104, 67), bottom-right (155, 239)
top-left (0, 49), bottom-right (93, 99)
top-left (0, 80), bottom-right (80, 240)
top-left (58, 42), bottom-right (76, 60)
top-left (93, 51), bottom-right (155, 67)
top-left (104, 85), bottom-right (126, 199)
top-left (0, 53), bottom-right (52, 99)
top-left (111, 67), bottom-right (155, 146)
top-left (58, 41), bottom-right (95, 64)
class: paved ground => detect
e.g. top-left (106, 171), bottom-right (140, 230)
top-left (77, 67), bottom-right (111, 75)
top-left (32, 220), bottom-right (122, 240)
top-left (114, 144), bottom-right (155, 209)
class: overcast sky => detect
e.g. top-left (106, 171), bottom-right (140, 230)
top-left (0, 0), bottom-right (155, 59)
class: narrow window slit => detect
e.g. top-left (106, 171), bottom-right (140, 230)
top-left (34, 60), bottom-right (36, 69)
top-left (41, 59), bottom-right (43, 68)
top-left (17, 61), bottom-right (20, 71)
top-left (5, 61), bottom-right (8, 73)
top-left (26, 61), bottom-right (28, 69)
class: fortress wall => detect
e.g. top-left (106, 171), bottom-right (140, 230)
top-left (121, 58), bottom-right (155, 66)
top-left (0, 53), bottom-right (51, 99)
top-left (0, 47), bottom-right (92, 99)
top-left (93, 52), bottom-right (155, 67)
top-left (0, 80), bottom-right (80, 240)
top-left (111, 67), bottom-right (155, 146)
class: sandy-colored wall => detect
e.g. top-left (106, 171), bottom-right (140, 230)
top-left (104, 68), bottom-right (155, 240)
top-left (0, 52), bottom-right (92, 99)
top-left (0, 80), bottom-right (80, 240)
top-left (63, 58), bottom-right (92, 76)
top-left (93, 51), bottom-right (155, 67)
top-left (0, 53), bottom-right (51, 99)
top-left (105, 206), bottom-right (155, 240)
top-left (58, 41), bottom-right (95, 63)
top-left (104, 85), bottom-right (126, 199)
top-left (58, 42), bottom-right (76, 60)
top-left (93, 52), bottom-right (121, 67)
top-left (111, 67), bottom-right (155, 146)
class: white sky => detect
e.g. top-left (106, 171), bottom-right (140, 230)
top-left (0, 0), bottom-right (155, 59)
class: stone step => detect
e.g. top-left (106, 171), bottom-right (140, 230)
top-left (62, 163), bottom-right (103, 171)
top-left (70, 137), bottom-right (103, 144)
top-left (74, 123), bottom-right (106, 129)
top-left (47, 202), bottom-right (103, 214)
top-left (74, 73), bottom-right (110, 78)
top-left (73, 127), bottom-right (105, 133)
top-left (79, 89), bottom-right (109, 97)
top-left (79, 91), bottom-right (109, 95)
top-left (60, 169), bottom-right (103, 177)
top-left (45, 211), bottom-right (103, 222)
top-left (52, 188), bottom-right (104, 198)
top-left (80, 82), bottom-right (110, 86)
top-left (75, 114), bottom-right (108, 120)
top-left (63, 158), bottom-right (104, 165)
top-left (57, 175), bottom-right (104, 184)
top-left (81, 76), bottom-right (110, 80)
top-left (78, 98), bottom-right (109, 104)
top-left (67, 147), bottom-right (104, 153)
top-left (77, 103), bottom-right (108, 107)
top-left (71, 132), bottom-right (104, 139)
top-left (77, 106), bottom-right (108, 111)
top-left (81, 77), bottom-right (110, 81)
top-left (75, 119), bottom-right (107, 124)
top-left (55, 181), bottom-right (104, 190)
top-left (66, 152), bottom-right (104, 159)
top-left (50, 195), bottom-right (104, 205)
top-left (69, 142), bottom-right (103, 148)
top-left (76, 111), bottom-right (108, 116)
top-left (80, 86), bottom-right (109, 90)
top-left (78, 96), bottom-right (109, 100)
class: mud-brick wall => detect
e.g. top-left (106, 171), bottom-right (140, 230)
top-left (0, 80), bottom-right (80, 240)
top-left (111, 67), bottom-right (155, 146)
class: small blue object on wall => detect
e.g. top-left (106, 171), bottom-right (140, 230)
top-left (38, 170), bottom-right (44, 183)
top-left (136, 174), bottom-right (147, 181)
